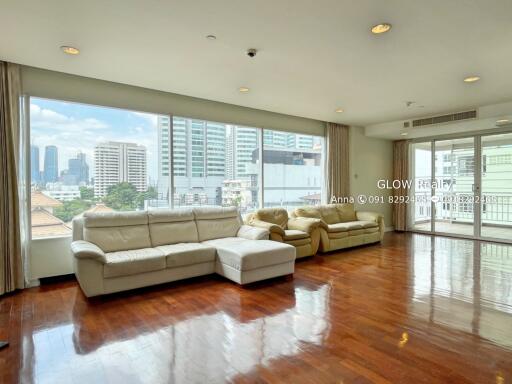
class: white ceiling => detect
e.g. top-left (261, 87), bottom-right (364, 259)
top-left (1, 0), bottom-right (512, 126)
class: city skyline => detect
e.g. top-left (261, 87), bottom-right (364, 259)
top-left (31, 97), bottom-right (324, 211)
top-left (30, 97), bottom-right (159, 182)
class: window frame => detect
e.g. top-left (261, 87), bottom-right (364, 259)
top-left (25, 96), bottom-right (327, 240)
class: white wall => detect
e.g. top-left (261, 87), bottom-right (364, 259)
top-left (21, 66), bottom-right (326, 137)
top-left (30, 236), bottom-right (74, 280)
top-left (350, 126), bottom-right (393, 228)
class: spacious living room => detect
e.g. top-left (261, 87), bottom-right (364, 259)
top-left (1, 1), bottom-right (512, 383)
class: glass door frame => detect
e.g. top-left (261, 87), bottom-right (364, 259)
top-left (409, 127), bottom-right (512, 245)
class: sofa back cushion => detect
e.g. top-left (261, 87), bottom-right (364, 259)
top-left (255, 208), bottom-right (288, 229)
top-left (194, 207), bottom-right (242, 242)
top-left (320, 205), bottom-right (340, 224)
top-left (83, 211), bottom-right (151, 253)
top-left (335, 203), bottom-right (357, 222)
top-left (148, 209), bottom-right (198, 246)
top-left (294, 207), bottom-right (322, 220)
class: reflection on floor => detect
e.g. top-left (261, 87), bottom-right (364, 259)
top-left (411, 236), bottom-right (512, 350)
top-left (1, 233), bottom-right (512, 383)
top-left (414, 220), bottom-right (512, 239)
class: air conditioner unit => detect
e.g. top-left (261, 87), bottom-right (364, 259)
top-left (410, 110), bottom-right (478, 128)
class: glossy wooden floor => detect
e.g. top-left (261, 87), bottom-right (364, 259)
top-left (1, 233), bottom-right (512, 384)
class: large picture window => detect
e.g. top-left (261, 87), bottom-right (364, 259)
top-left (30, 98), bottom-right (160, 239)
top-left (155, 117), bottom-right (261, 213)
top-left (29, 98), bottom-right (324, 239)
top-left (263, 130), bottom-right (323, 209)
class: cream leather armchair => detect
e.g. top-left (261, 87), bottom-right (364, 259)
top-left (245, 208), bottom-right (321, 258)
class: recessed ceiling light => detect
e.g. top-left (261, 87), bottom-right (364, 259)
top-left (206, 35), bottom-right (216, 40)
top-left (239, 87), bottom-right (250, 93)
top-left (463, 76), bottom-right (480, 83)
top-left (371, 23), bottom-right (392, 34)
top-left (335, 108), bottom-right (344, 113)
top-left (60, 46), bottom-right (80, 55)
top-left (496, 119), bottom-right (510, 124)
top-left (400, 132), bottom-right (408, 136)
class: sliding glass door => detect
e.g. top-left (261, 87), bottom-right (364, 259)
top-left (411, 142), bottom-right (432, 231)
top-left (481, 133), bottom-right (512, 240)
top-left (433, 137), bottom-right (476, 236)
top-left (410, 131), bottom-right (512, 243)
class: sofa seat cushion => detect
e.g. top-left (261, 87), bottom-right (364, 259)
top-left (283, 229), bottom-right (309, 240)
top-left (202, 237), bottom-right (246, 247)
top-left (327, 221), bottom-right (378, 233)
top-left (206, 239), bottom-right (295, 271)
top-left (328, 231), bottom-right (349, 239)
top-left (156, 243), bottom-right (216, 268)
top-left (327, 222), bottom-right (361, 232)
top-left (285, 237), bottom-right (311, 247)
top-left (364, 226), bottom-right (380, 234)
top-left (348, 229), bottom-right (365, 236)
top-left (104, 248), bottom-right (166, 278)
top-left (358, 220), bottom-right (379, 228)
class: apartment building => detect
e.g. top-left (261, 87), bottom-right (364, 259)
top-left (94, 141), bottom-right (147, 197)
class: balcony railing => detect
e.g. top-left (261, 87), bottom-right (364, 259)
top-left (413, 192), bottom-right (512, 227)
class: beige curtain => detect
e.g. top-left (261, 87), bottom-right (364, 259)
top-left (392, 140), bottom-right (409, 231)
top-left (0, 61), bottom-right (24, 295)
top-left (326, 122), bottom-right (350, 201)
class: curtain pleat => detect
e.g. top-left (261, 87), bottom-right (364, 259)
top-left (0, 61), bottom-right (24, 295)
top-left (326, 123), bottom-right (350, 201)
top-left (392, 140), bottom-right (409, 231)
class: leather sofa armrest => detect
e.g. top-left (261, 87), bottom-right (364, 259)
top-left (287, 217), bottom-right (323, 234)
top-left (356, 211), bottom-right (383, 222)
top-left (357, 211), bottom-right (385, 240)
top-left (237, 224), bottom-right (269, 240)
top-left (71, 240), bottom-right (106, 263)
top-left (248, 219), bottom-right (286, 236)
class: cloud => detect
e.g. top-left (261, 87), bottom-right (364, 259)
top-left (30, 104), bottom-right (108, 131)
top-left (30, 102), bottom-right (159, 181)
top-left (132, 111), bottom-right (158, 126)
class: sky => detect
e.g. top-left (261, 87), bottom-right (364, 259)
top-left (30, 97), bottom-right (160, 182)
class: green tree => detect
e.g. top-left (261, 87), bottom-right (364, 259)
top-left (232, 195), bottom-right (242, 207)
top-left (104, 182), bottom-right (140, 211)
top-left (136, 185), bottom-right (158, 207)
top-left (79, 186), bottom-right (95, 201)
top-left (54, 200), bottom-right (92, 222)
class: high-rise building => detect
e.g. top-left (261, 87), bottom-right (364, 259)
top-left (43, 145), bottom-right (58, 183)
top-left (263, 131), bottom-right (315, 150)
top-left (157, 117), bottom-right (227, 204)
top-left (263, 130), bottom-right (288, 148)
top-left (226, 126), bottom-right (259, 179)
top-left (67, 152), bottom-right (89, 185)
top-left (31, 145), bottom-right (40, 184)
top-left (287, 134), bottom-right (314, 149)
top-left (94, 141), bottom-right (147, 197)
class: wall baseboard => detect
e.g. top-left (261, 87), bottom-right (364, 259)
top-left (27, 279), bottom-right (40, 288)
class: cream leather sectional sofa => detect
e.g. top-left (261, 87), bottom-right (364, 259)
top-left (71, 207), bottom-right (295, 297)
